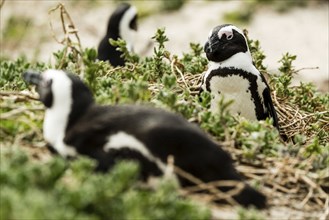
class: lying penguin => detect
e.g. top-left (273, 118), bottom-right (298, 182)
top-left (23, 69), bottom-right (266, 209)
top-left (200, 24), bottom-right (279, 129)
top-left (97, 3), bottom-right (137, 66)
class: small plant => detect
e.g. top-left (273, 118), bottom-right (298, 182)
top-left (198, 96), bottom-right (237, 140)
top-left (275, 52), bottom-right (297, 96)
top-left (151, 28), bottom-right (171, 78)
top-left (246, 35), bottom-right (267, 74)
top-left (235, 119), bottom-right (283, 161)
top-left (109, 38), bottom-right (140, 64)
top-left (181, 43), bottom-right (208, 74)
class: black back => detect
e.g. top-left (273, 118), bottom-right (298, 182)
top-left (259, 74), bottom-right (280, 129)
top-left (65, 73), bottom-right (94, 132)
top-left (97, 3), bottom-right (137, 66)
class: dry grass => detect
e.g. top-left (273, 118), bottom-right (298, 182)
top-left (272, 90), bottom-right (329, 141)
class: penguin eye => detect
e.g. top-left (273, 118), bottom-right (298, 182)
top-left (129, 14), bottom-right (137, 31)
top-left (226, 33), bottom-right (233, 40)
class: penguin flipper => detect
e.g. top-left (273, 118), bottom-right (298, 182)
top-left (263, 87), bottom-right (279, 129)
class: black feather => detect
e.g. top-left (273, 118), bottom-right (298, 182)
top-left (62, 104), bottom-right (266, 208)
top-left (97, 3), bottom-right (137, 66)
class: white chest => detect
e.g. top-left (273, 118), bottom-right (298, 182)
top-left (43, 109), bottom-right (63, 146)
top-left (43, 108), bottom-right (77, 157)
top-left (208, 75), bottom-right (258, 120)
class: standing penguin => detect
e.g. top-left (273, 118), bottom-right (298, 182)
top-left (23, 69), bottom-right (266, 209)
top-left (97, 3), bottom-right (137, 66)
top-left (200, 24), bottom-right (279, 129)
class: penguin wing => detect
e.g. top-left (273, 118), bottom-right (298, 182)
top-left (262, 86), bottom-right (279, 129)
top-left (257, 73), bottom-right (279, 129)
top-left (64, 107), bottom-right (118, 150)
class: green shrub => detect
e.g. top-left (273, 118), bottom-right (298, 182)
top-left (0, 149), bottom-right (210, 219)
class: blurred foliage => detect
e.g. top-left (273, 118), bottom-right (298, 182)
top-left (113, 0), bottom-right (186, 18)
top-left (0, 149), bottom-right (210, 220)
top-left (223, 0), bottom-right (324, 24)
top-left (159, 0), bottom-right (186, 11)
top-left (223, 5), bottom-right (254, 25)
top-left (0, 57), bottom-right (48, 91)
top-left (1, 16), bottom-right (32, 43)
top-left (237, 207), bottom-right (265, 220)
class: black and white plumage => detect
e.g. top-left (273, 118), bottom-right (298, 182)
top-left (200, 24), bottom-right (279, 129)
top-left (97, 3), bottom-right (137, 66)
top-left (23, 69), bottom-right (267, 209)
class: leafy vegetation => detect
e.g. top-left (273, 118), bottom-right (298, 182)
top-left (0, 149), bottom-right (210, 220)
top-left (0, 19), bottom-right (328, 220)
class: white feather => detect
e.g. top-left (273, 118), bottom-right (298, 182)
top-left (219, 25), bottom-right (245, 39)
top-left (43, 70), bottom-right (77, 157)
top-left (119, 6), bottom-right (137, 52)
top-left (104, 132), bottom-right (167, 173)
top-left (221, 52), bottom-right (267, 108)
top-left (208, 74), bottom-right (257, 120)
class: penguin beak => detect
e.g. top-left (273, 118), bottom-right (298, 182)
top-left (22, 70), bottom-right (42, 86)
top-left (204, 41), bottom-right (212, 53)
top-left (204, 39), bottom-right (223, 61)
top-left (22, 70), bottom-right (54, 108)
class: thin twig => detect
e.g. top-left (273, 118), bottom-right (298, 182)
top-left (174, 165), bottom-right (240, 206)
top-left (48, 3), bottom-right (84, 74)
top-left (0, 91), bottom-right (38, 100)
top-left (0, 106), bottom-right (44, 119)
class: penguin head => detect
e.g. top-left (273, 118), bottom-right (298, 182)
top-left (204, 24), bottom-right (249, 62)
top-left (23, 69), bottom-right (94, 110)
top-left (107, 3), bottom-right (138, 51)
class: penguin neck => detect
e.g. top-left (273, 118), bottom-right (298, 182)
top-left (106, 25), bottom-right (119, 39)
top-left (43, 96), bottom-right (72, 148)
top-left (43, 89), bottom-right (94, 148)
top-left (119, 6), bottom-right (137, 52)
top-left (209, 51), bottom-right (255, 72)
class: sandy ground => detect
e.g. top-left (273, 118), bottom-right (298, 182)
top-left (1, 1), bottom-right (328, 91)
